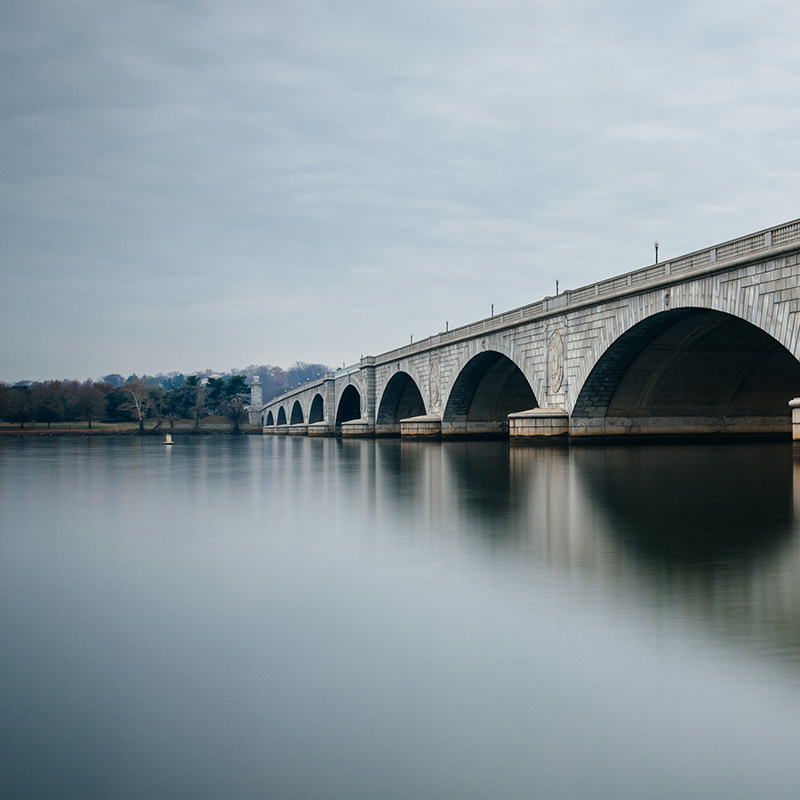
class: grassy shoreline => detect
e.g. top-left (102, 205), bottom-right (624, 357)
top-left (0, 418), bottom-right (262, 436)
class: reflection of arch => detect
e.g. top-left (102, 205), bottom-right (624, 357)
top-left (265, 410), bottom-right (274, 426)
top-left (377, 372), bottom-right (426, 434)
top-left (572, 308), bottom-right (800, 436)
top-left (573, 445), bottom-right (793, 565)
top-left (290, 400), bottom-right (304, 425)
top-left (277, 407), bottom-right (287, 426)
top-left (336, 385), bottom-right (361, 426)
top-left (442, 351), bottom-right (537, 436)
top-left (309, 394), bottom-right (324, 424)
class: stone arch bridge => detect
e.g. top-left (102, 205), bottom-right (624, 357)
top-left (254, 218), bottom-right (800, 440)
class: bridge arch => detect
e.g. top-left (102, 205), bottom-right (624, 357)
top-left (571, 308), bottom-right (800, 436)
top-left (290, 400), bottom-right (304, 425)
top-left (442, 350), bottom-right (538, 436)
top-left (376, 371), bottom-right (426, 434)
top-left (276, 406), bottom-right (287, 426)
top-left (264, 410), bottom-right (274, 426)
top-left (309, 393), bottom-right (324, 424)
top-left (336, 384), bottom-right (361, 427)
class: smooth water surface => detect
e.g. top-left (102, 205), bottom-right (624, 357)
top-left (3, 436), bottom-right (800, 799)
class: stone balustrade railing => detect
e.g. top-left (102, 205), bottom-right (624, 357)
top-left (262, 363), bottom-right (361, 408)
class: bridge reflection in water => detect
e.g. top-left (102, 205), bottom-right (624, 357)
top-left (263, 436), bottom-right (800, 667)
top-left (6, 436), bottom-right (800, 799)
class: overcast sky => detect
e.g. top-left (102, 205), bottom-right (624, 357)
top-left (3, 0), bottom-right (800, 381)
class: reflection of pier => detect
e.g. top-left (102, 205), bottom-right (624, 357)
top-left (255, 218), bottom-right (800, 441)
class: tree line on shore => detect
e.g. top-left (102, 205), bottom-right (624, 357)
top-left (0, 362), bottom-right (328, 432)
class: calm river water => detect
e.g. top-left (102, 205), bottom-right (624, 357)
top-left (3, 436), bottom-right (800, 799)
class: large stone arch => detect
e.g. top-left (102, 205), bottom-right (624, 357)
top-left (290, 400), bottom-right (304, 425)
top-left (569, 273), bottom-right (800, 415)
top-left (376, 371), bottom-right (426, 435)
top-left (442, 350), bottom-right (538, 436)
top-left (435, 334), bottom-right (538, 419)
top-left (571, 307), bottom-right (800, 436)
top-left (336, 384), bottom-right (361, 427)
top-left (276, 406), bottom-right (287, 426)
top-left (309, 393), bottom-right (324, 424)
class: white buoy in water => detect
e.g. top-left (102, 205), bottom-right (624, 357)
top-left (165, 434), bottom-right (174, 445)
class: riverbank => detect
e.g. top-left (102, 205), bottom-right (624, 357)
top-left (0, 418), bottom-right (262, 435)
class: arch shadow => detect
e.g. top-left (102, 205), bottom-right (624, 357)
top-left (443, 351), bottom-right (537, 437)
top-left (377, 372), bottom-right (426, 435)
top-left (291, 400), bottom-right (304, 425)
top-left (336, 385), bottom-right (361, 428)
top-left (571, 308), bottom-right (800, 437)
top-left (265, 410), bottom-right (274, 426)
top-left (309, 394), bottom-right (324, 424)
top-left (276, 407), bottom-right (287, 426)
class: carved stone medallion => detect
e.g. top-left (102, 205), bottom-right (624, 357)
top-left (547, 331), bottom-right (564, 393)
top-left (429, 358), bottom-right (440, 408)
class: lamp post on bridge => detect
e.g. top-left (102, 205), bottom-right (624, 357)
top-left (655, 240), bottom-right (659, 264)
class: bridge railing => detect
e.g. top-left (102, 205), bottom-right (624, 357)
top-left (262, 376), bottom-right (326, 408)
top-left (373, 217), bottom-right (800, 366)
top-left (263, 362), bottom-right (363, 408)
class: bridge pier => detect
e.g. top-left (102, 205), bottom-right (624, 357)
top-left (400, 415), bottom-right (442, 438)
top-left (340, 419), bottom-right (374, 437)
top-left (288, 424), bottom-right (308, 436)
top-left (790, 399), bottom-right (800, 438)
top-left (509, 408), bottom-right (569, 441)
top-left (308, 422), bottom-right (334, 436)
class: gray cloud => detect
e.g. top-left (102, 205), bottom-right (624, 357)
top-left (3, 0), bottom-right (800, 379)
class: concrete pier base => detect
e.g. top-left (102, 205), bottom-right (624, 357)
top-left (274, 426), bottom-right (290, 435)
top-left (790, 399), bottom-right (800, 440)
top-left (340, 419), bottom-right (374, 437)
top-left (400, 415), bottom-right (442, 438)
top-left (308, 422), bottom-right (334, 436)
top-left (262, 425), bottom-right (277, 434)
top-left (508, 408), bottom-right (569, 441)
top-left (288, 424), bottom-right (308, 435)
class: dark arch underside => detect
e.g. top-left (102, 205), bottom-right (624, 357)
top-left (276, 407), bottom-right (287, 426)
top-left (336, 385), bottom-right (361, 427)
top-left (442, 351), bottom-right (537, 436)
top-left (309, 394), bottom-right (324, 424)
top-left (291, 401), bottom-right (304, 425)
top-left (265, 410), bottom-right (274, 426)
top-left (376, 372), bottom-right (426, 434)
top-left (572, 309), bottom-right (800, 436)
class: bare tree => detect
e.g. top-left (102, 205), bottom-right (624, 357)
top-left (121, 379), bottom-right (152, 434)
